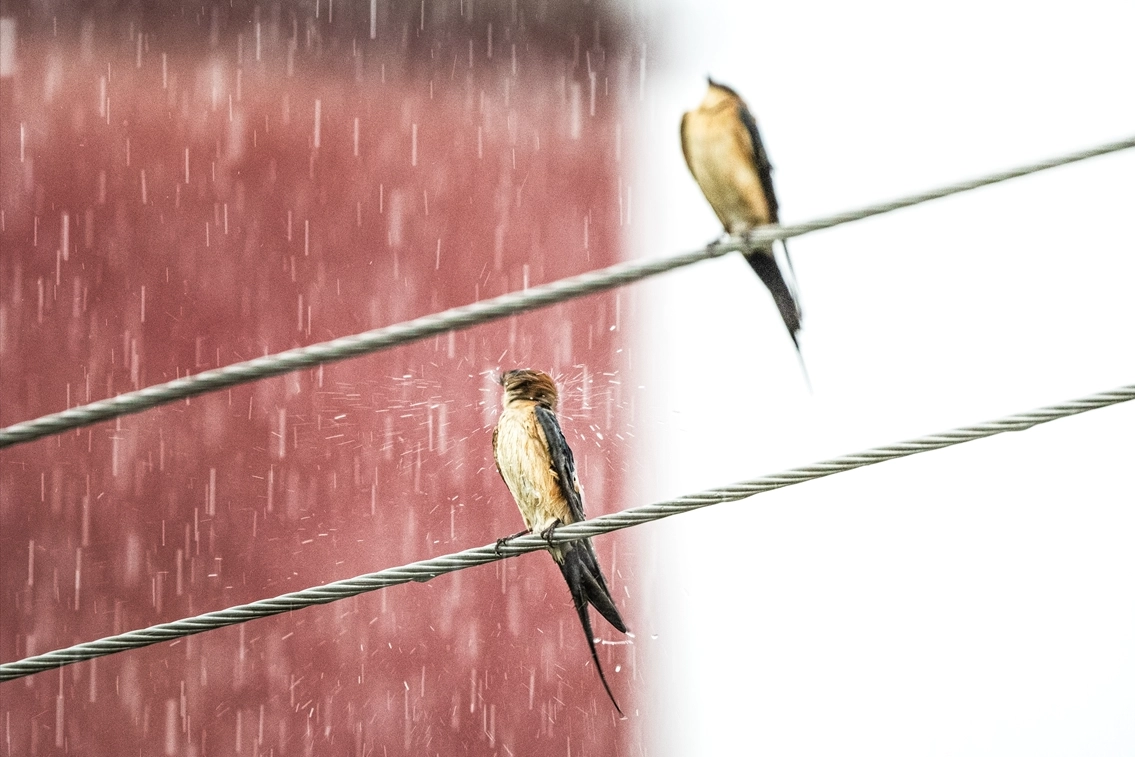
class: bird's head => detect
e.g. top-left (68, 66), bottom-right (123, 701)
top-left (703, 76), bottom-right (742, 107)
top-left (500, 369), bottom-right (559, 409)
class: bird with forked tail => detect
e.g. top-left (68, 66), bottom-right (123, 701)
top-left (492, 369), bottom-right (628, 715)
top-left (681, 77), bottom-right (807, 377)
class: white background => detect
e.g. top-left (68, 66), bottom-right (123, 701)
top-left (628, 1), bottom-right (1135, 754)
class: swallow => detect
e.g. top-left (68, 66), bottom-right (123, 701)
top-left (681, 77), bottom-right (805, 358)
top-left (492, 369), bottom-right (628, 715)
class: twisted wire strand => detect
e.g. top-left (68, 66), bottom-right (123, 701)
top-left (2, 136), bottom-right (1131, 449)
top-left (3, 382), bottom-right (1131, 682)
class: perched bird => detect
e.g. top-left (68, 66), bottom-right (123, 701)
top-left (492, 369), bottom-right (628, 715)
top-left (681, 77), bottom-right (804, 357)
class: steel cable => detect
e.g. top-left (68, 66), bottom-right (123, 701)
top-left (2, 382), bottom-right (1131, 681)
top-left (2, 136), bottom-right (1131, 448)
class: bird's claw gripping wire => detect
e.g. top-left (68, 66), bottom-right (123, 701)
top-left (540, 520), bottom-right (563, 550)
top-left (706, 232), bottom-right (731, 250)
top-left (494, 529), bottom-right (531, 557)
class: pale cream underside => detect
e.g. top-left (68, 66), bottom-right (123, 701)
top-left (494, 401), bottom-right (575, 544)
top-left (682, 104), bottom-right (771, 235)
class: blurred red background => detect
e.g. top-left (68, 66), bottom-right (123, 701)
top-left (0, 2), bottom-right (644, 754)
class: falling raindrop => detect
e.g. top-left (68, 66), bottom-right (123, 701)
top-left (2, 6), bottom-right (641, 753)
top-left (313, 98), bottom-right (322, 148)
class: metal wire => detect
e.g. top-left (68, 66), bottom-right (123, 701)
top-left (3, 382), bottom-right (1131, 682)
top-left (2, 136), bottom-right (1131, 449)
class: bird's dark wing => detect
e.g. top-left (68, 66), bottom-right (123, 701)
top-left (534, 405), bottom-right (586, 524)
top-left (536, 404), bottom-right (626, 631)
top-left (535, 406), bottom-right (628, 713)
top-left (736, 101), bottom-right (780, 223)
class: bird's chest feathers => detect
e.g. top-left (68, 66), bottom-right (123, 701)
top-left (684, 109), bottom-right (771, 232)
top-left (495, 404), bottom-right (567, 532)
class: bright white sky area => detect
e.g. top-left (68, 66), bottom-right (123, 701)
top-left (627, 0), bottom-right (1135, 754)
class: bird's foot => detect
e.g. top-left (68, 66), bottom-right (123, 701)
top-left (539, 520), bottom-right (563, 549)
top-left (706, 231), bottom-right (731, 249)
top-left (494, 529), bottom-right (531, 556)
top-left (708, 231), bottom-right (746, 258)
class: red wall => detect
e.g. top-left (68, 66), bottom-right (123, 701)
top-left (0, 3), bottom-right (640, 754)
